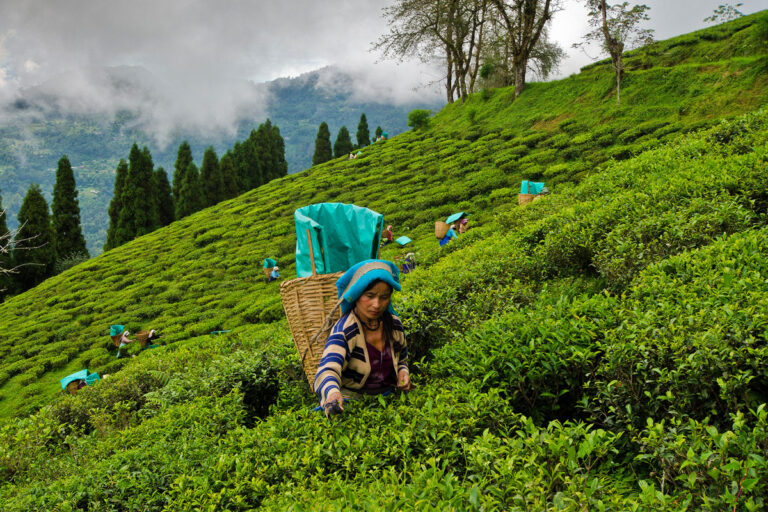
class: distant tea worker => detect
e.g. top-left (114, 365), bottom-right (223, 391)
top-left (439, 224), bottom-right (458, 247)
top-left (381, 225), bottom-right (394, 247)
top-left (268, 265), bottom-right (280, 282)
top-left (110, 324), bottom-right (135, 358)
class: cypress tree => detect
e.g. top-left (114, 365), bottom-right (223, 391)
top-left (14, 184), bottom-right (55, 290)
top-left (0, 189), bottom-right (13, 300)
top-left (245, 130), bottom-right (263, 189)
top-left (51, 155), bottom-right (88, 260)
top-left (253, 121), bottom-right (275, 183)
top-left (175, 162), bottom-right (203, 219)
top-left (172, 141), bottom-right (193, 202)
top-left (333, 126), bottom-right (353, 159)
top-left (114, 144), bottom-right (141, 242)
top-left (153, 167), bottom-right (174, 226)
top-left (312, 122), bottom-right (333, 165)
top-left (104, 159), bottom-right (130, 251)
top-left (200, 146), bottom-right (225, 207)
top-left (271, 123), bottom-right (289, 178)
top-left (131, 146), bottom-right (158, 237)
top-left (356, 113), bottom-right (371, 147)
top-left (219, 153), bottom-right (240, 199)
top-left (375, 126), bottom-right (383, 139)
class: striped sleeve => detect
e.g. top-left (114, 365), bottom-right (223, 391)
top-left (392, 315), bottom-right (409, 374)
top-left (314, 315), bottom-right (351, 403)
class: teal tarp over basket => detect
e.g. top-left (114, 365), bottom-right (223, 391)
top-left (294, 203), bottom-right (384, 277)
top-left (264, 258), bottom-right (277, 269)
top-left (520, 180), bottom-right (545, 195)
top-left (445, 212), bottom-right (468, 224)
top-left (60, 369), bottom-right (88, 390)
top-left (395, 236), bottom-right (412, 246)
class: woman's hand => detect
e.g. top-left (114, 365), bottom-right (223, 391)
top-left (397, 370), bottom-right (412, 391)
top-left (323, 390), bottom-right (344, 417)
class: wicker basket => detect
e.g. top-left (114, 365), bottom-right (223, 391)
top-left (518, 193), bottom-right (537, 205)
top-left (279, 229), bottom-right (343, 391)
top-left (435, 221), bottom-right (449, 239)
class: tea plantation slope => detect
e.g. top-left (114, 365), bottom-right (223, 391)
top-left (2, 112), bottom-right (768, 510)
top-left (0, 12), bottom-right (767, 419)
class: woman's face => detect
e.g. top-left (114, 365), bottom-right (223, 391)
top-left (355, 281), bottom-right (392, 321)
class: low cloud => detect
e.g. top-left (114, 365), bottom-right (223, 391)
top-left (0, 0), bottom-right (444, 146)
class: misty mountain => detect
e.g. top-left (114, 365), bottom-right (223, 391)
top-left (0, 65), bottom-right (444, 255)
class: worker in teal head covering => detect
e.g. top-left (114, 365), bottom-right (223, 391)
top-left (314, 259), bottom-right (412, 417)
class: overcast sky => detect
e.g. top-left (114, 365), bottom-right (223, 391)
top-left (0, 0), bottom-right (764, 141)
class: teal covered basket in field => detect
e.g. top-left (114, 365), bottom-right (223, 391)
top-left (85, 373), bottom-right (100, 385)
top-left (395, 236), bottom-right (412, 246)
top-left (60, 369), bottom-right (89, 390)
top-left (293, 203), bottom-right (384, 278)
top-left (520, 180), bottom-right (546, 194)
top-left (446, 212), bottom-right (468, 224)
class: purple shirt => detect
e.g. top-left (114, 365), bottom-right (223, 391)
top-left (364, 341), bottom-right (395, 389)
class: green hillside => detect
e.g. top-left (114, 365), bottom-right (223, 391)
top-left (1, 12), bottom-right (768, 509)
top-left (0, 68), bottom-right (440, 254)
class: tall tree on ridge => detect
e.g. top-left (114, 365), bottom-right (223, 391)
top-left (313, 122), bottom-right (333, 165)
top-left (172, 141), bottom-right (193, 202)
top-left (356, 113), bottom-right (371, 147)
top-left (575, 0), bottom-right (653, 106)
top-left (219, 152), bottom-right (241, 199)
top-left (489, 0), bottom-right (562, 98)
top-left (51, 155), bottom-right (88, 261)
top-left (270, 123), bottom-right (289, 179)
top-left (200, 146), bottom-right (225, 207)
top-left (14, 184), bottom-right (55, 291)
top-left (153, 167), bottom-right (174, 227)
top-left (104, 159), bottom-right (130, 251)
top-left (132, 146), bottom-right (158, 237)
top-left (377, 0), bottom-right (490, 103)
top-left (175, 161), bottom-right (203, 219)
top-left (375, 126), bottom-right (383, 139)
top-left (0, 189), bottom-right (14, 300)
top-left (333, 126), bottom-right (354, 158)
top-left (253, 120), bottom-right (275, 183)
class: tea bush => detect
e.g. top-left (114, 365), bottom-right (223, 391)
top-left (1, 13), bottom-right (768, 508)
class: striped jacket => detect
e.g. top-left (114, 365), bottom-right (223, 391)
top-left (314, 312), bottom-right (409, 404)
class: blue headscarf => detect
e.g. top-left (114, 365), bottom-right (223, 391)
top-left (335, 259), bottom-right (401, 315)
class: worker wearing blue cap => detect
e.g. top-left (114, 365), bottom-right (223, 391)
top-left (314, 259), bottom-right (412, 416)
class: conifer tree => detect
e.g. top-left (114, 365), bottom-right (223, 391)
top-left (172, 141), bottom-right (193, 201)
top-left (313, 122), bottom-right (333, 165)
top-left (375, 126), bottom-right (383, 139)
top-left (153, 167), bottom-right (174, 227)
top-left (51, 155), bottom-right (88, 260)
top-left (114, 144), bottom-right (141, 242)
top-left (333, 126), bottom-right (353, 158)
top-left (131, 146), bottom-right (158, 237)
top-left (104, 159), bottom-right (130, 251)
top-left (219, 153), bottom-right (240, 199)
top-left (175, 162), bottom-right (203, 219)
top-left (0, 190), bottom-right (14, 300)
top-left (356, 113), bottom-right (371, 147)
top-left (253, 120), bottom-right (275, 183)
top-left (271, 124), bottom-right (289, 178)
top-left (14, 184), bottom-right (55, 290)
top-left (200, 146), bottom-right (225, 207)
top-left (244, 130), bottom-right (264, 189)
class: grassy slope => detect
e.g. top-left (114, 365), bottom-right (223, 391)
top-left (0, 13), bottom-right (766, 420)
top-left (0, 12), bottom-right (767, 509)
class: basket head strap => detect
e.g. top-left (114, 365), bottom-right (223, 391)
top-left (339, 261), bottom-right (395, 301)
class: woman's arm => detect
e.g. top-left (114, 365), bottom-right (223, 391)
top-left (314, 320), bottom-right (350, 406)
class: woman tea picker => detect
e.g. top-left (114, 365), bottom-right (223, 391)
top-left (315, 260), bottom-right (412, 416)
